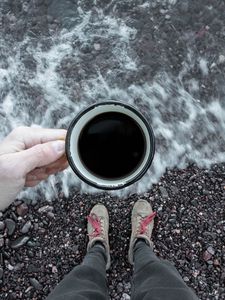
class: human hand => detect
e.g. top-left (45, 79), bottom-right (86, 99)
top-left (0, 126), bottom-right (68, 211)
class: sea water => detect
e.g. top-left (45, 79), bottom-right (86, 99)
top-left (0, 1), bottom-right (225, 201)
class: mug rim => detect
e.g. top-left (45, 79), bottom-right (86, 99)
top-left (65, 101), bottom-right (155, 190)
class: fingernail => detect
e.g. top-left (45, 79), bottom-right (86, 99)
top-left (52, 140), bottom-right (65, 155)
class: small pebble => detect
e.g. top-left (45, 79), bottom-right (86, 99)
top-left (0, 238), bottom-right (4, 248)
top-left (94, 43), bottom-right (101, 51)
top-left (213, 259), bottom-right (220, 266)
top-left (7, 264), bottom-right (14, 271)
top-left (16, 203), bottom-right (29, 217)
top-left (38, 206), bottom-right (53, 213)
top-left (0, 221), bottom-right (5, 231)
top-left (218, 55), bottom-right (225, 64)
top-left (47, 212), bottom-right (55, 219)
top-left (159, 187), bottom-right (169, 198)
top-left (29, 278), bottom-right (42, 290)
top-left (21, 221), bottom-right (32, 234)
top-left (10, 236), bottom-right (30, 249)
top-left (203, 250), bottom-right (212, 261)
top-left (207, 246), bottom-right (215, 255)
top-left (122, 293), bottom-right (130, 300)
top-left (52, 266), bottom-right (58, 273)
top-left (5, 219), bottom-right (16, 236)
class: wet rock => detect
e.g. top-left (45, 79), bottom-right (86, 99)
top-left (47, 212), bottom-right (55, 219)
top-left (218, 55), bottom-right (225, 64)
top-left (0, 267), bottom-right (3, 279)
top-left (38, 205), bottom-right (53, 213)
top-left (80, 43), bottom-right (92, 53)
top-left (207, 246), bottom-right (215, 255)
top-left (159, 187), bottom-right (169, 198)
top-left (0, 237), bottom-right (4, 248)
top-left (7, 264), bottom-right (14, 271)
top-left (27, 250), bottom-right (34, 258)
top-left (5, 219), bottom-right (16, 236)
top-left (170, 186), bottom-right (179, 195)
top-left (27, 241), bottom-right (36, 247)
top-left (203, 250), bottom-right (212, 261)
top-left (122, 293), bottom-right (130, 300)
top-left (16, 203), bottom-right (29, 217)
top-left (94, 43), bottom-right (101, 51)
top-left (14, 263), bottom-right (24, 272)
top-left (10, 236), bottom-right (30, 249)
top-left (169, 218), bottom-right (176, 224)
top-left (21, 221), bottom-right (32, 234)
top-left (213, 259), bottom-right (220, 266)
top-left (29, 277), bottom-right (42, 290)
top-left (0, 221), bottom-right (5, 231)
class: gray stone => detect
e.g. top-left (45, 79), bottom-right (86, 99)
top-left (29, 277), bottom-right (42, 290)
top-left (218, 55), bottom-right (225, 64)
top-left (27, 240), bottom-right (36, 247)
top-left (16, 203), bottom-right (29, 217)
top-left (52, 265), bottom-right (58, 273)
top-left (203, 250), bottom-right (212, 261)
top-left (10, 236), bottom-right (30, 249)
top-left (0, 221), bottom-right (5, 231)
top-left (0, 238), bottom-right (4, 248)
top-left (169, 218), bottom-right (176, 224)
top-left (47, 212), bottom-right (55, 219)
top-left (21, 221), bottom-right (32, 234)
top-left (5, 219), bottom-right (16, 236)
top-left (170, 186), bottom-right (179, 195)
top-left (38, 205), bottom-right (53, 213)
top-left (0, 267), bottom-right (3, 279)
top-left (159, 187), bottom-right (169, 198)
top-left (207, 246), bottom-right (215, 255)
top-left (122, 293), bottom-right (130, 300)
top-left (94, 43), bottom-right (101, 51)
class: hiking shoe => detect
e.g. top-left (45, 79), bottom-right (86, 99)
top-left (87, 204), bottom-right (111, 269)
top-left (128, 199), bottom-right (156, 264)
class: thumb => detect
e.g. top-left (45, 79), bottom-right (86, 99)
top-left (17, 140), bottom-right (66, 175)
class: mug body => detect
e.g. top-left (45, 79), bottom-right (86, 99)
top-left (66, 101), bottom-right (155, 190)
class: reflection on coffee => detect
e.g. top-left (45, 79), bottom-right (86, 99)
top-left (78, 112), bottom-right (146, 180)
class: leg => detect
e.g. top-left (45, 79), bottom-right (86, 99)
top-left (47, 204), bottom-right (111, 300)
top-left (46, 243), bottom-right (108, 300)
top-left (131, 240), bottom-right (199, 300)
top-left (128, 200), bottom-right (199, 300)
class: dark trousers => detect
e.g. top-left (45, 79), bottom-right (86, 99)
top-left (46, 241), bottom-right (199, 300)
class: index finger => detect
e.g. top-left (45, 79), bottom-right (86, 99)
top-left (5, 126), bottom-right (67, 149)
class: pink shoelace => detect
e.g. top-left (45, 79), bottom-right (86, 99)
top-left (87, 213), bottom-right (102, 238)
top-left (139, 212), bottom-right (156, 234)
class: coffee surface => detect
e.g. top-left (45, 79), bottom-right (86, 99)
top-left (78, 112), bottom-right (146, 179)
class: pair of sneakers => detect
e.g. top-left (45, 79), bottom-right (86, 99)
top-left (87, 200), bottom-right (156, 270)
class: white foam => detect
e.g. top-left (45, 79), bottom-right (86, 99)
top-left (199, 58), bottom-right (209, 76)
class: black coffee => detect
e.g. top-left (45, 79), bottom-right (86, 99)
top-left (78, 112), bottom-right (146, 179)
